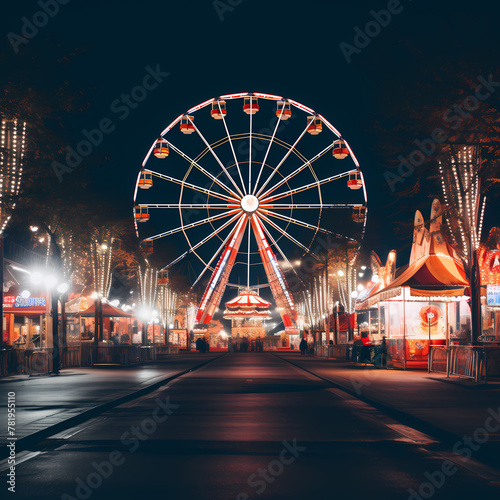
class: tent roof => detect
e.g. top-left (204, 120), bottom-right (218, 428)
top-left (383, 252), bottom-right (468, 296)
top-left (77, 302), bottom-right (133, 318)
top-left (357, 245), bottom-right (468, 310)
top-left (225, 290), bottom-right (271, 309)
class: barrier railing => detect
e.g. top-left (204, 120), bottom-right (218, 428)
top-left (451, 346), bottom-right (479, 380)
top-left (315, 344), bottom-right (349, 358)
top-left (156, 345), bottom-right (179, 355)
top-left (0, 343), bottom-right (168, 375)
top-left (28, 349), bottom-right (52, 376)
top-left (61, 347), bottom-right (81, 368)
top-left (483, 348), bottom-right (500, 382)
top-left (428, 346), bottom-right (448, 374)
top-left (429, 346), bottom-right (480, 381)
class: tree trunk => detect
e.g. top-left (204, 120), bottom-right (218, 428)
top-left (52, 290), bottom-right (60, 374)
top-left (469, 249), bottom-right (482, 344)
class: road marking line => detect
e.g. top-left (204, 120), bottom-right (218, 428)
top-left (432, 451), bottom-right (500, 483)
top-left (327, 388), bottom-right (437, 444)
top-left (0, 451), bottom-right (44, 472)
top-left (385, 424), bottom-right (437, 445)
top-left (47, 417), bottom-right (107, 440)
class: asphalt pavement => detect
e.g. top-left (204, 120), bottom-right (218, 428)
top-left (3, 353), bottom-right (500, 500)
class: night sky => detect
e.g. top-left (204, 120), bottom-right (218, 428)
top-left (2, 0), bottom-right (500, 313)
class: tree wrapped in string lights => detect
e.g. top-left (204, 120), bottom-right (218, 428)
top-left (157, 273), bottom-right (178, 345)
top-left (439, 145), bottom-right (487, 343)
top-left (90, 232), bottom-right (114, 343)
top-left (138, 266), bottom-right (158, 344)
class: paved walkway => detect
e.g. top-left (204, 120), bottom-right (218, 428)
top-left (0, 353), bottom-right (223, 447)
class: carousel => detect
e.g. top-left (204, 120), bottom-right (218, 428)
top-left (223, 289), bottom-right (271, 349)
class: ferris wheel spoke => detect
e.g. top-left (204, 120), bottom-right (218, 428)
top-left (262, 210), bottom-right (355, 240)
top-left (259, 203), bottom-right (364, 209)
top-left (191, 215), bottom-right (246, 288)
top-left (147, 210), bottom-right (240, 241)
top-left (167, 141), bottom-right (241, 200)
top-left (255, 117), bottom-right (314, 198)
top-left (252, 105), bottom-right (285, 196)
top-left (248, 100), bottom-right (253, 194)
top-left (247, 219), bottom-right (251, 287)
top-left (137, 203), bottom-right (238, 209)
top-left (144, 169), bottom-right (238, 202)
top-left (163, 212), bottom-right (242, 269)
top-left (219, 106), bottom-right (247, 196)
top-left (188, 117), bottom-right (245, 198)
top-left (257, 213), bottom-right (319, 260)
top-left (260, 169), bottom-right (357, 204)
top-left (259, 220), bottom-right (305, 286)
top-left (259, 143), bottom-right (332, 200)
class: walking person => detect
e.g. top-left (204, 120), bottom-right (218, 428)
top-left (299, 337), bottom-right (307, 355)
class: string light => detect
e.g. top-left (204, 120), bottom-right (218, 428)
top-left (0, 119), bottom-right (26, 234)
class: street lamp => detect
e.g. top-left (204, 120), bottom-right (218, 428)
top-left (30, 268), bottom-right (69, 375)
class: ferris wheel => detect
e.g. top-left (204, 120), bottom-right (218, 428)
top-left (133, 92), bottom-right (367, 333)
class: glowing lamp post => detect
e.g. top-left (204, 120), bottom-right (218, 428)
top-left (30, 269), bottom-right (68, 375)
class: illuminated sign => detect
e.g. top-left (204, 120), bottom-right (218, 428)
top-left (487, 285), bottom-right (500, 307)
top-left (3, 295), bottom-right (46, 308)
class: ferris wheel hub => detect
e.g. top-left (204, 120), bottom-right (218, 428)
top-left (240, 194), bottom-right (260, 214)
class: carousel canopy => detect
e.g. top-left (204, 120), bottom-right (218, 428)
top-left (223, 290), bottom-right (272, 320)
top-left (225, 290), bottom-right (271, 309)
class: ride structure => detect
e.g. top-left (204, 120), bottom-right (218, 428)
top-left (133, 93), bottom-right (367, 335)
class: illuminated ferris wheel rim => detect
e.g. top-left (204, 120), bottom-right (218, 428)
top-left (134, 92), bottom-right (366, 201)
top-left (133, 92), bottom-right (368, 292)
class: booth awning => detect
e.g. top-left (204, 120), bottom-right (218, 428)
top-left (357, 254), bottom-right (468, 311)
top-left (381, 253), bottom-right (468, 297)
top-left (76, 303), bottom-right (132, 318)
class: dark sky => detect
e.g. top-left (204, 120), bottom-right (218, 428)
top-left (2, 0), bottom-right (500, 314)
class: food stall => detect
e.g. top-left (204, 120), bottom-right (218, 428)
top-left (356, 200), bottom-right (470, 369)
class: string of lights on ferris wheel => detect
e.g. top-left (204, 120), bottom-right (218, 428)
top-left (133, 93), bottom-right (368, 291)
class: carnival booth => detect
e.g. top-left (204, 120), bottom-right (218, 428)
top-left (76, 300), bottom-right (134, 344)
top-left (356, 200), bottom-right (470, 369)
top-left (479, 228), bottom-right (500, 343)
top-left (3, 284), bottom-right (49, 348)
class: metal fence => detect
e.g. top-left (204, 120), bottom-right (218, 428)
top-left (157, 345), bottom-right (180, 355)
top-left (80, 344), bottom-right (156, 365)
top-left (0, 343), bottom-right (175, 375)
top-left (429, 346), bottom-right (481, 381)
top-left (315, 344), bottom-right (349, 358)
